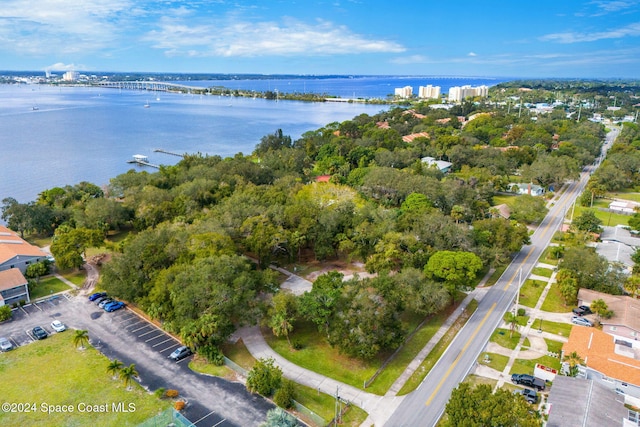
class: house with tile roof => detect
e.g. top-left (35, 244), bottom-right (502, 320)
top-left (0, 225), bottom-right (49, 274)
top-left (562, 326), bottom-right (640, 399)
top-left (577, 288), bottom-right (640, 341)
top-left (0, 268), bottom-right (30, 306)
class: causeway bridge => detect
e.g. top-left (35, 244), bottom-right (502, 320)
top-left (93, 81), bottom-right (207, 93)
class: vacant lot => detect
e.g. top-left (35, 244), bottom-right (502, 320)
top-left (0, 333), bottom-right (169, 426)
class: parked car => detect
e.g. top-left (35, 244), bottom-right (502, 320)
top-left (98, 298), bottom-right (114, 308)
top-left (511, 374), bottom-right (545, 391)
top-left (572, 305), bottom-right (593, 316)
top-left (0, 337), bottom-right (13, 351)
top-left (572, 316), bottom-right (593, 327)
top-left (88, 292), bottom-right (107, 301)
top-left (169, 346), bottom-right (192, 361)
top-left (518, 388), bottom-right (538, 404)
top-left (94, 295), bottom-right (110, 305)
top-left (32, 326), bottom-right (48, 340)
top-left (51, 320), bottom-right (66, 332)
top-left (104, 301), bottom-right (125, 312)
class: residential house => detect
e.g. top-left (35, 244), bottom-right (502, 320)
top-left (0, 225), bottom-right (50, 274)
top-left (510, 183), bottom-right (545, 196)
top-left (421, 157), bottom-right (452, 174)
top-left (577, 289), bottom-right (640, 342)
top-left (0, 268), bottom-right (30, 306)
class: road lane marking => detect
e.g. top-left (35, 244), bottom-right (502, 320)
top-left (425, 302), bottom-right (496, 406)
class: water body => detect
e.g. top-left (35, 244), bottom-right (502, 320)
top-left (0, 76), bottom-right (507, 203)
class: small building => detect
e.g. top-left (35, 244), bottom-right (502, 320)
top-left (0, 225), bottom-right (50, 274)
top-left (0, 268), bottom-right (30, 306)
top-left (577, 289), bottom-right (640, 341)
top-left (509, 183), bottom-right (545, 196)
top-left (421, 156), bottom-right (452, 173)
top-left (402, 132), bottom-right (430, 143)
top-left (609, 200), bottom-right (638, 214)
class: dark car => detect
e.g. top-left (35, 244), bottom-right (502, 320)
top-left (88, 292), bottom-right (107, 301)
top-left (169, 346), bottom-right (192, 362)
top-left (511, 374), bottom-right (545, 391)
top-left (518, 388), bottom-right (538, 404)
top-left (32, 326), bottom-right (48, 340)
top-left (104, 301), bottom-right (125, 312)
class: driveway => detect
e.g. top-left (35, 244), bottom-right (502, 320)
top-left (0, 293), bottom-right (273, 427)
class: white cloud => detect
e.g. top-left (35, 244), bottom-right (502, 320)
top-left (389, 54), bottom-right (429, 64)
top-left (144, 16), bottom-right (405, 57)
top-left (540, 22), bottom-right (640, 43)
top-left (44, 62), bottom-right (85, 72)
top-left (590, 0), bottom-right (640, 13)
top-left (468, 52), bottom-right (477, 57)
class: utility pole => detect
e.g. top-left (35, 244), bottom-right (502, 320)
top-left (514, 268), bottom-right (522, 315)
top-left (334, 386), bottom-right (340, 426)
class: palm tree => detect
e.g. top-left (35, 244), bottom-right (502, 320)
top-left (270, 312), bottom-right (294, 347)
top-left (73, 329), bottom-right (89, 350)
top-left (562, 351), bottom-right (584, 377)
top-left (106, 359), bottom-right (124, 380)
top-left (590, 298), bottom-right (608, 323)
top-left (505, 312), bottom-right (519, 338)
top-left (119, 364), bottom-right (139, 391)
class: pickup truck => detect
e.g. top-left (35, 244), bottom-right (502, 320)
top-left (511, 374), bottom-right (546, 391)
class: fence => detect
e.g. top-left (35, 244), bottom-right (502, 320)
top-left (137, 408), bottom-right (192, 427)
top-left (223, 355), bottom-right (248, 376)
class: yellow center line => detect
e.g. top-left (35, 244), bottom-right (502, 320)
top-left (426, 302), bottom-right (497, 406)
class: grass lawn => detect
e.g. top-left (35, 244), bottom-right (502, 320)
top-left (539, 247), bottom-right (561, 266)
top-left (608, 190), bottom-right (640, 203)
top-left (189, 357), bottom-right (237, 381)
top-left (545, 339), bottom-right (564, 355)
top-left (531, 267), bottom-right (553, 278)
top-left (492, 194), bottom-right (516, 206)
top-left (292, 383), bottom-right (367, 427)
top-left (58, 269), bottom-right (87, 287)
top-left (478, 352), bottom-right (510, 372)
top-left (490, 328), bottom-right (522, 350)
top-left (518, 280), bottom-right (546, 308)
top-left (539, 320), bottom-right (572, 338)
top-left (509, 354), bottom-right (561, 375)
top-left (0, 333), bottom-right (169, 426)
top-left (265, 321), bottom-right (381, 392)
top-left (572, 203), bottom-right (629, 227)
top-left (463, 374), bottom-right (498, 388)
top-left (29, 276), bottom-right (73, 300)
top-left (540, 283), bottom-right (572, 313)
top-left (398, 299), bottom-right (479, 395)
top-left (221, 339), bottom-right (257, 371)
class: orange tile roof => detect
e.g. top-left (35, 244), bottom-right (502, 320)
top-left (0, 225), bottom-right (48, 264)
top-left (0, 268), bottom-right (28, 292)
top-left (563, 326), bottom-right (640, 386)
top-left (402, 132), bottom-right (430, 143)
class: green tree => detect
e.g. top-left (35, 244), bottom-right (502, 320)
top-left (298, 271), bottom-right (344, 337)
top-left (572, 210), bottom-right (603, 233)
top-left (119, 364), bottom-right (139, 391)
top-left (25, 260), bottom-right (50, 284)
top-left (509, 195), bottom-right (548, 224)
top-left (268, 292), bottom-right (297, 348)
top-left (625, 275), bottom-right (640, 299)
top-left (273, 379), bottom-right (296, 409)
top-left (50, 227), bottom-right (104, 270)
top-left (73, 329), bottom-right (89, 350)
top-left (504, 312), bottom-right (520, 338)
top-left (425, 251), bottom-right (483, 294)
top-left (106, 359), bottom-right (124, 380)
top-left (563, 351), bottom-right (584, 377)
top-left (590, 298), bottom-right (613, 322)
top-left (0, 305), bottom-right (12, 322)
top-left (246, 358), bottom-right (283, 396)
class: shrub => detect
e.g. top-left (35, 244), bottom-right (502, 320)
top-left (246, 357), bottom-right (282, 396)
top-left (517, 308), bottom-right (526, 317)
top-left (174, 401), bottom-right (185, 411)
top-left (200, 344), bottom-right (225, 366)
top-left (292, 340), bottom-right (303, 350)
top-left (164, 389), bottom-right (179, 399)
top-left (0, 305), bottom-right (12, 322)
top-left (154, 387), bottom-right (166, 399)
top-left (274, 379), bottom-right (295, 409)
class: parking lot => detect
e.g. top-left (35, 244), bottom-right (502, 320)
top-left (1, 292), bottom-right (273, 426)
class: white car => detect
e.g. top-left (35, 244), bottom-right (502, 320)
top-left (51, 320), bottom-right (66, 332)
top-left (0, 337), bottom-right (13, 351)
top-left (571, 316), bottom-right (592, 327)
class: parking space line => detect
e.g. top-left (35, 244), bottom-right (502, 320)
top-left (152, 337), bottom-right (175, 348)
top-left (160, 343), bottom-right (180, 354)
top-left (63, 293), bottom-right (72, 301)
top-left (118, 313), bottom-right (136, 322)
top-left (176, 357), bottom-right (191, 365)
top-left (144, 334), bottom-right (164, 343)
top-left (138, 329), bottom-right (158, 337)
top-left (125, 321), bottom-right (144, 329)
top-left (131, 325), bottom-right (150, 333)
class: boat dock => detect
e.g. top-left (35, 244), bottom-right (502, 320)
top-left (153, 149), bottom-right (184, 158)
top-left (127, 154), bottom-right (160, 169)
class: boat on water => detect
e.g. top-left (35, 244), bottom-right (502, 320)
top-left (144, 101), bottom-right (150, 108)
top-left (32, 106), bottom-right (39, 111)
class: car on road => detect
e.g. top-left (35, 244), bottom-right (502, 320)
top-left (511, 374), bottom-right (545, 390)
top-left (0, 337), bottom-right (13, 351)
top-left (169, 346), bottom-right (192, 362)
top-left (104, 301), bottom-right (125, 312)
top-left (98, 298), bottom-right (114, 308)
top-left (51, 320), bottom-right (66, 332)
top-left (572, 316), bottom-right (593, 327)
top-left (572, 305), bottom-right (592, 316)
top-left (32, 326), bottom-right (48, 340)
top-left (517, 388), bottom-right (538, 404)
top-left (88, 292), bottom-right (107, 301)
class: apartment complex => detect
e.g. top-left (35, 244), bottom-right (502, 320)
top-left (448, 85), bottom-right (489, 102)
top-left (394, 86), bottom-right (413, 98)
top-left (418, 85), bottom-right (441, 99)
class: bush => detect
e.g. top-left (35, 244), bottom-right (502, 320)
top-left (200, 344), bottom-right (225, 366)
top-left (246, 357), bottom-right (282, 397)
top-left (292, 340), bottom-right (303, 350)
top-left (154, 388), bottom-right (166, 399)
top-left (0, 305), bottom-right (11, 322)
top-left (274, 379), bottom-right (295, 409)
top-left (174, 401), bottom-right (185, 411)
top-left (164, 389), bottom-right (179, 399)
top-left (517, 308), bottom-right (526, 317)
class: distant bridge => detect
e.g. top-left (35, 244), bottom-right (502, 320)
top-left (93, 81), bottom-right (207, 93)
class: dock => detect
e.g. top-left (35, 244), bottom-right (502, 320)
top-left (127, 154), bottom-right (159, 168)
top-left (154, 148), bottom-right (184, 158)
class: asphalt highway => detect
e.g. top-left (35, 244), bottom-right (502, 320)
top-left (384, 127), bottom-right (619, 427)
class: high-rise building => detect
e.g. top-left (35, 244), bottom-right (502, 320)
top-left (448, 85), bottom-right (489, 102)
top-left (418, 85), bottom-right (441, 99)
top-left (62, 71), bottom-right (79, 81)
top-left (394, 86), bottom-right (413, 98)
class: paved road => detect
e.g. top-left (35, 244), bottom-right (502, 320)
top-left (385, 127), bottom-right (618, 427)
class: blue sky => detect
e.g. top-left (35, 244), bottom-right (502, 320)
top-left (1, 0), bottom-right (639, 77)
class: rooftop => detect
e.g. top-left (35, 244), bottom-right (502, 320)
top-left (577, 288), bottom-right (640, 333)
top-left (0, 268), bottom-right (28, 292)
top-left (0, 225), bottom-right (49, 265)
